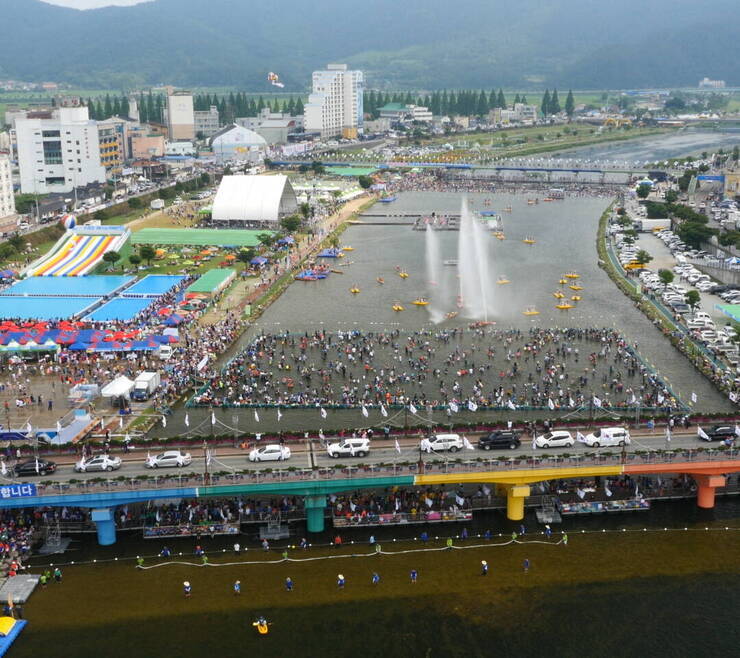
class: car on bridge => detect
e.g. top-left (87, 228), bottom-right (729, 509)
top-left (420, 434), bottom-right (464, 453)
top-left (249, 444), bottom-right (291, 462)
top-left (534, 430), bottom-right (575, 449)
top-left (145, 450), bottom-right (192, 469)
top-left (698, 425), bottom-right (737, 442)
top-left (327, 438), bottom-right (370, 458)
top-left (74, 455), bottom-right (122, 473)
top-left (478, 430), bottom-right (521, 450)
top-left (14, 459), bottom-right (56, 476)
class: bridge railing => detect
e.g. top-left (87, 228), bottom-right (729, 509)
top-left (19, 447), bottom-right (740, 498)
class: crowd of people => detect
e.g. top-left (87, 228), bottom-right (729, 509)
top-left (193, 326), bottom-right (677, 412)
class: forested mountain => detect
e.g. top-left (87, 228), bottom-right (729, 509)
top-left (1, 0), bottom-right (736, 90)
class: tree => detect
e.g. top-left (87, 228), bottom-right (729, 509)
top-left (93, 209), bottom-right (108, 221)
top-left (664, 189), bottom-right (679, 203)
top-left (676, 221), bottom-right (717, 249)
top-left (128, 197), bottom-right (142, 209)
top-left (280, 215), bottom-right (301, 233)
top-left (685, 290), bottom-right (701, 312)
top-left (140, 245), bottom-right (156, 265)
top-left (257, 232), bottom-right (275, 248)
top-left (565, 90), bottom-right (575, 119)
top-left (497, 89), bottom-right (506, 109)
top-left (635, 249), bottom-right (653, 266)
top-left (299, 202), bottom-right (310, 221)
top-left (636, 183), bottom-right (652, 199)
top-left (357, 175), bottom-right (373, 189)
top-left (550, 89), bottom-right (561, 114)
top-left (128, 254), bottom-right (141, 266)
top-left (541, 90), bottom-right (550, 116)
top-left (658, 269), bottom-right (674, 290)
top-left (102, 250), bottom-right (121, 268)
top-left (237, 247), bottom-right (256, 266)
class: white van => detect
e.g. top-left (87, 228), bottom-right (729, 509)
top-left (583, 427), bottom-right (631, 448)
top-left (158, 345), bottom-right (173, 360)
top-left (327, 438), bottom-right (370, 458)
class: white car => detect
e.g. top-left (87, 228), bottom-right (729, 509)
top-left (420, 434), bottom-right (464, 453)
top-left (326, 438), bottom-right (370, 458)
top-left (534, 431), bottom-right (574, 449)
top-left (249, 444), bottom-right (291, 462)
top-left (145, 450), bottom-right (192, 468)
top-left (583, 427), bottom-right (631, 448)
top-left (74, 455), bottom-right (122, 472)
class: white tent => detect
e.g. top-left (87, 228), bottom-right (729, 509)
top-left (211, 175), bottom-right (297, 224)
top-left (101, 376), bottom-right (135, 399)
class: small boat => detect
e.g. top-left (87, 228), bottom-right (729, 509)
top-left (558, 278), bottom-right (568, 285)
top-left (569, 284), bottom-right (583, 291)
top-left (392, 303), bottom-right (404, 312)
top-left (553, 291), bottom-right (565, 299)
top-left (349, 286), bottom-right (360, 294)
top-left (398, 271), bottom-right (409, 279)
top-left (556, 302), bottom-right (575, 309)
top-left (376, 277), bottom-right (385, 285)
top-left (331, 269), bottom-right (343, 274)
top-left (522, 306), bottom-right (540, 316)
top-left (379, 195), bottom-right (398, 203)
top-left (504, 206), bottom-right (512, 212)
top-left (412, 298), bottom-right (429, 306)
top-left (523, 236), bottom-right (536, 245)
top-left (527, 199), bottom-right (536, 205)
top-left (497, 276), bottom-right (510, 284)
top-left (565, 272), bottom-right (580, 279)
top-left (493, 231), bottom-right (506, 240)
top-left (445, 311), bottom-right (459, 320)
top-left (253, 618), bottom-right (271, 635)
top-left (443, 259), bottom-right (458, 266)
top-left (342, 246), bottom-right (354, 252)
top-left (571, 295), bottom-right (582, 301)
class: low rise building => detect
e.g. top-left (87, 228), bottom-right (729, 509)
top-left (209, 124), bottom-right (267, 161)
top-left (97, 123), bottom-right (122, 174)
top-left (0, 151), bottom-right (16, 227)
top-left (194, 105), bottom-right (220, 138)
top-left (699, 77), bottom-right (726, 89)
top-left (378, 103), bottom-right (433, 123)
top-left (129, 132), bottom-right (165, 159)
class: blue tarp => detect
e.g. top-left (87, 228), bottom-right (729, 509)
top-left (165, 314), bottom-right (184, 326)
top-left (250, 256), bottom-right (268, 266)
top-left (318, 248), bottom-right (342, 258)
top-left (69, 342), bottom-right (89, 351)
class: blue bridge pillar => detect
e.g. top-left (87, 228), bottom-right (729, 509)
top-left (304, 495), bottom-right (326, 533)
top-left (91, 508), bottom-right (117, 546)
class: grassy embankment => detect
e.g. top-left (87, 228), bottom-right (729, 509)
top-left (13, 529), bottom-right (740, 658)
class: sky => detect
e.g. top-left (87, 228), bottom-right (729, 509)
top-left (41, 0), bottom-right (151, 9)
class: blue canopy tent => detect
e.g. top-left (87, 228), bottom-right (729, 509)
top-left (250, 256), bottom-right (269, 266)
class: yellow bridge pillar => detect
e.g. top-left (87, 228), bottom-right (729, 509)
top-left (505, 484), bottom-right (531, 521)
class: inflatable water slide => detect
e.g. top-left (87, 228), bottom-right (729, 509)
top-left (27, 225), bottom-right (130, 277)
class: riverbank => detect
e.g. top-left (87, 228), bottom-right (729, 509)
top-left (13, 529), bottom-right (740, 657)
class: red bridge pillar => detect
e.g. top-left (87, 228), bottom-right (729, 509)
top-left (693, 474), bottom-right (726, 509)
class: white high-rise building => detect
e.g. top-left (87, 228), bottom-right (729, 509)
top-left (16, 106), bottom-right (106, 195)
top-left (0, 151), bottom-right (15, 221)
top-left (166, 91), bottom-right (195, 141)
top-left (304, 64), bottom-right (363, 138)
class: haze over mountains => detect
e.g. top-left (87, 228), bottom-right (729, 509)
top-left (3, 0), bottom-right (737, 90)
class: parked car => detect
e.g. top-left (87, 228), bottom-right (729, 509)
top-left (326, 438), bottom-right (370, 458)
top-left (534, 430), bottom-right (575, 449)
top-left (145, 450), bottom-right (192, 468)
top-left (420, 434), bottom-right (464, 453)
top-left (583, 427), bottom-right (631, 447)
top-left (14, 459), bottom-right (56, 476)
top-left (248, 444), bottom-right (291, 462)
top-left (698, 425), bottom-right (737, 442)
top-left (478, 430), bottom-right (521, 450)
top-left (74, 455), bottom-right (122, 472)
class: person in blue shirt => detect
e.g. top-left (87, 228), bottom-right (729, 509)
top-left (523, 558), bottom-right (530, 573)
top-left (233, 580), bottom-right (241, 595)
top-left (337, 574), bottom-right (345, 589)
top-left (410, 569), bottom-right (418, 584)
top-left (484, 529), bottom-right (492, 540)
top-left (160, 546), bottom-right (171, 558)
top-left (519, 524), bottom-right (526, 536)
top-left (183, 581), bottom-right (192, 598)
top-left (371, 572), bottom-right (380, 585)
top-left (420, 531), bottom-right (429, 543)
top-left (481, 560), bottom-right (488, 576)
top-left (285, 577), bottom-right (293, 592)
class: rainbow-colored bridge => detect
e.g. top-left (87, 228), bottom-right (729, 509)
top-left (2, 452), bottom-right (738, 545)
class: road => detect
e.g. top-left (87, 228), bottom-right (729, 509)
top-left (3, 430), bottom-right (722, 485)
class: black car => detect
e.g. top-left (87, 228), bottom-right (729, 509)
top-left (14, 459), bottom-right (56, 476)
top-left (699, 426), bottom-right (736, 442)
top-left (478, 430), bottom-right (521, 450)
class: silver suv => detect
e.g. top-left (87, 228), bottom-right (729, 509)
top-left (327, 438), bottom-right (370, 458)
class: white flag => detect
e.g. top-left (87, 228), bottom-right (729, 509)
top-left (592, 396), bottom-right (602, 408)
top-left (211, 411), bottom-right (216, 425)
top-left (698, 426), bottom-right (709, 440)
top-left (463, 436), bottom-right (474, 450)
top-left (254, 409), bottom-right (260, 423)
top-left (361, 405), bottom-right (369, 418)
top-left (0, 461), bottom-right (6, 476)
top-left (576, 487), bottom-right (586, 500)
top-left (161, 415), bottom-right (167, 428)
top-left (635, 483), bottom-right (640, 498)
top-left (547, 398), bottom-right (555, 410)
top-left (277, 409), bottom-right (283, 421)
top-left (629, 393), bottom-right (637, 405)
top-left (691, 391), bottom-right (697, 404)
top-left (184, 413), bottom-right (190, 427)
top-left (467, 400), bottom-right (478, 412)
top-left (568, 396), bottom-right (575, 408)
top-left (576, 431), bottom-right (587, 443)
top-left (735, 425), bottom-right (740, 438)
top-left (394, 439), bottom-right (401, 454)
top-left (604, 483), bottom-right (613, 497)
top-left (380, 404), bottom-right (388, 418)
top-left (409, 403), bottom-right (418, 415)
top-left (26, 422), bottom-right (32, 435)
top-left (56, 421), bottom-right (62, 433)
top-left (665, 426), bottom-right (671, 442)
top-left (507, 399), bottom-right (517, 410)
top-left (449, 401), bottom-right (459, 413)
top-left (657, 393), bottom-right (665, 405)
top-left (320, 407), bottom-right (327, 419)
top-left (206, 449), bottom-right (212, 466)
top-left (119, 416), bottom-right (124, 428)
top-left (35, 458), bottom-right (40, 474)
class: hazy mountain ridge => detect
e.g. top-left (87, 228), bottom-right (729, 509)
top-left (1, 0), bottom-right (736, 89)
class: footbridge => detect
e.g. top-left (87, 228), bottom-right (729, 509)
top-left (2, 450), bottom-right (738, 544)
